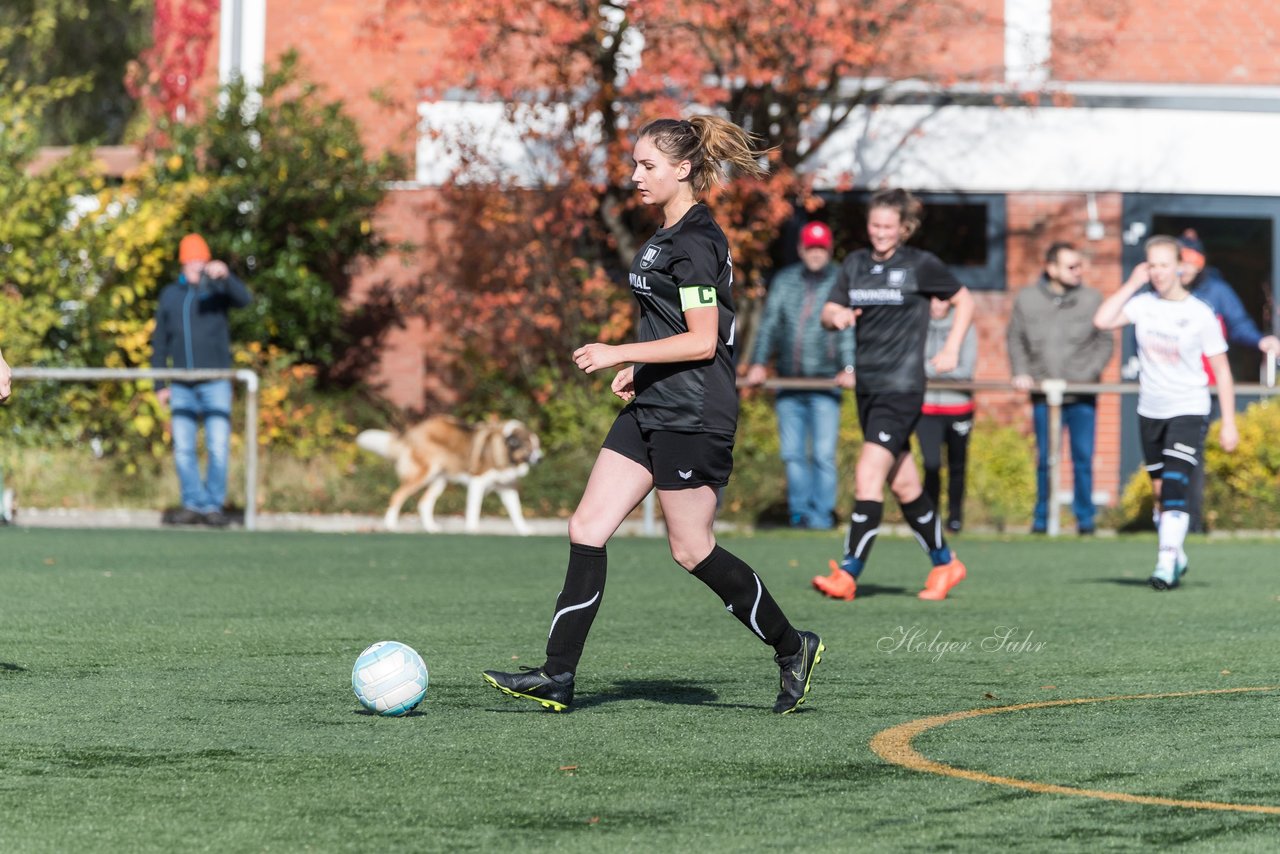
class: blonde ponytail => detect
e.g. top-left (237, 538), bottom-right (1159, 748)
top-left (636, 115), bottom-right (770, 196)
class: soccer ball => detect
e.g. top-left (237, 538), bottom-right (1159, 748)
top-left (352, 641), bottom-right (429, 716)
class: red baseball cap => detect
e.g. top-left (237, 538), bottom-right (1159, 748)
top-left (800, 221), bottom-right (833, 250)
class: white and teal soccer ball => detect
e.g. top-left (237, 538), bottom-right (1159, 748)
top-left (352, 641), bottom-right (428, 716)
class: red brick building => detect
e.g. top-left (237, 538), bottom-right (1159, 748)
top-left (205, 0), bottom-right (1280, 513)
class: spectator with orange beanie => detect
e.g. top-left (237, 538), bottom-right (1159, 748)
top-left (150, 233), bottom-right (252, 526)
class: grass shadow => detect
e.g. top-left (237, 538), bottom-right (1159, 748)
top-left (1, 662), bottom-right (29, 672)
top-left (575, 679), bottom-right (758, 711)
top-left (1089, 578), bottom-right (1208, 588)
top-left (471, 679), bottom-right (762, 712)
top-left (351, 708), bottom-right (426, 718)
top-left (852, 582), bottom-right (911, 597)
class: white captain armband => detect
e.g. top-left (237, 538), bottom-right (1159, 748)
top-left (679, 285), bottom-right (718, 311)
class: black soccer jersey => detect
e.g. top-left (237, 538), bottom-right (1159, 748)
top-left (826, 245), bottom-right (962, 393)
top-left (627, 204), bottom-right (738, 436)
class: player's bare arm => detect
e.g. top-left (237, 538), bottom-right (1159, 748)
top-left (574, 304), bottom-right (718, 374)
top-left (1208, 351), bottom-right (1238, 452)
top-left (610, 366), bottom-right (636, 401)
top-left (821, 301), bottom-right (859, 331)
top-left (1094, 264), bottom-right (1149, 330)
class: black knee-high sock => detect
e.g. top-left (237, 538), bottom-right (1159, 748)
top-left (692, 546), bottom-right (801, 657)
top-left (842, 499), bottom-right (884, 577)
top-left (543, 543), bottom-right (606, 677)
top-left (900, 493), bottom-right (951, 565)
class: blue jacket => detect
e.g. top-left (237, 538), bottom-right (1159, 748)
top-left (1189, 266), bottom-right (1264, 348)
top-left (150, 271), bottom-right (252, 387)
top-left (749, 262), bottom-right (855, 379)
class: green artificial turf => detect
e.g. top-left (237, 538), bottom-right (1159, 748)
top-left (2, 527), bottom-right (1279, 852)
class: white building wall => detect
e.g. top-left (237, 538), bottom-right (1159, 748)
top-left (806, 102), bottom-right (1280, 197)
top-left (219, 0), bottom-right (267, 89)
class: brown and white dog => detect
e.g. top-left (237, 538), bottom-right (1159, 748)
top-left (357, 416), bottom-right (543, 535)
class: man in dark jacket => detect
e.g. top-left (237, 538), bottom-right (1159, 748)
top-left (150, 233), bottom-right (252, 526)
top-left (1176, 229), bottom-right (1279, 531)
top-left (1177, 230), bottom-right (1279, 366)
top-left (745, 221), bottom-right (855, 529)
top-left (1008, 241), bottom-right (1113, 535)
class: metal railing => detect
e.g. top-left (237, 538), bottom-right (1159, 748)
top-left (7, 367), bottom-right (261, 531)
top-left (9, 353), bottom-right (1274, 538)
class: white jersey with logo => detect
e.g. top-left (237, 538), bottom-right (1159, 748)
top-left (1122, 291), bottom-right (1227, 418)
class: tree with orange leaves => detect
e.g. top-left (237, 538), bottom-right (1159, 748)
top-left (367, 0), bottom-right (1113, 413)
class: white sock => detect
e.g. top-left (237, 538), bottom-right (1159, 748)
top-left (1158, 510), bottom-right (1190, 572)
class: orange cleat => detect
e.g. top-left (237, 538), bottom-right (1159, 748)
top-left (812, 560), bottom-right (857, 601)
top-left (918, 555), bottom-right (966, 600)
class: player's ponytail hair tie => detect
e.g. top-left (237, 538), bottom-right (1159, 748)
top-left (636, 115), bottom-right (771, 196)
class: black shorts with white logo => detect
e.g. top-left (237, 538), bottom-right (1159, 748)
top-left (602, 407), bottom-right (734, 490)
top-left (856, 391), bottom-right (924, 456)
top-left (1139, 414), bottom-right (1209, 477)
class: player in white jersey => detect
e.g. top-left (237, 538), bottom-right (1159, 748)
top-left (1094, 235), bottom-right (1237, 589)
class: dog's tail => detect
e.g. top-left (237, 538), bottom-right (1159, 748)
top-left (356, 429), bottom-right (401, 460)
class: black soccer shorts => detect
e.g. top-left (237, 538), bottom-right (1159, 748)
top-left (602, 407), bottom-right (734, 490)
top-left (856, 391), bottom-right (925, 457)
top-left (1139, 414), bottom-right (1209, 478)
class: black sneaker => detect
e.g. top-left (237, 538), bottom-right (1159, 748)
top-left (165, 507), bottom-right (205, 526)
top-left (773, 630), bottom-right (824, 714)
top-left (202, 510), bottom-right (231, 527)
top-left (482, 666), bottom-right (574, 712)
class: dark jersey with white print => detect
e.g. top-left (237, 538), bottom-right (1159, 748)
top-left (826, 245), bottom-right (962, 393)
top-left (627, 203), bottom-right (738, 436)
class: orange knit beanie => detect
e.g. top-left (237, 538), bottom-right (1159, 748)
top-left (179, 234), bottom-right (212, 263)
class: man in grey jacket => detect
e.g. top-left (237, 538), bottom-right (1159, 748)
top-left (746, 222), bottom-right (855, 529)
top-left (1008, 241), bottom-right (1113, 534)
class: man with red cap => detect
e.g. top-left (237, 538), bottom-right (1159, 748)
top-left (745, 221), bottom-right (855, 529)
top-left (150, 233), bottom-right (252, 526)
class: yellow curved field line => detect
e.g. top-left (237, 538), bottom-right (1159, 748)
top-left (869, 686), bottom-right (1280, 814)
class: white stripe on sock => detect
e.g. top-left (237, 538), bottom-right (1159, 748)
top-left (855, 527), bottom-right (881, 558)
top-left (747, 574), bottom-right (766, 641)
top-left (547, 591), bottom-right (601, 639)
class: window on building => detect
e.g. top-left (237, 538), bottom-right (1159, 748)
top-left (813, 191), bottom-right (1007, 291)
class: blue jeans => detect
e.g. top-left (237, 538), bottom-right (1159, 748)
top-left (1033, 398), bottom-right (1096, 531)
top-left (169, 380), bottom-right (233, 513)
top-left (776, 390), bottom-right (843, 529)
